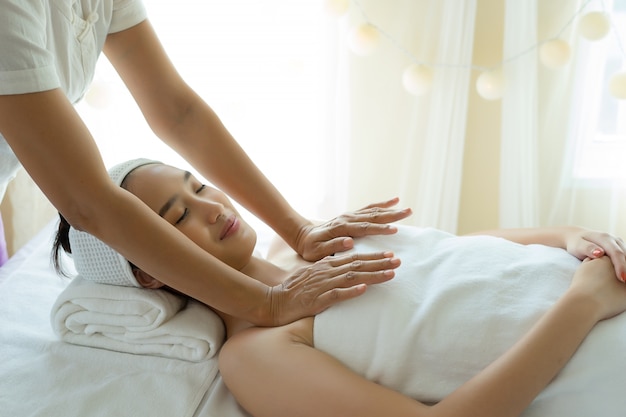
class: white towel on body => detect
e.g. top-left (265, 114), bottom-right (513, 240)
top-left (313, 225), bottom-right (626, 416)
top-left (51, 275), bottom-right (225, 362)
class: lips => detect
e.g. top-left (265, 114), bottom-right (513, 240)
top-left (220, 215), bottom-right (240, 240)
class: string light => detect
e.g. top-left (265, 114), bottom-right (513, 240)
top-left (348, 23), bottom-right (380, 56)
top-left (578, 11), bottom-right (611, 40)
top-left (324, 0), bottom-right (350, 17)
top-left (327, 0), bottom-right (626, 100)
top-left (402, 64), bottom-right (433, 96)
top-left (539, 39), bottom-right (571, 69)
top-left (476, 69), bottom-right (505, 101)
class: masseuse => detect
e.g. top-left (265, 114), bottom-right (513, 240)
top-left (0, 0), bottom-right (410, 325)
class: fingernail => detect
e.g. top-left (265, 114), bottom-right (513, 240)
top-left (592, 249), bottom-right (603, 257)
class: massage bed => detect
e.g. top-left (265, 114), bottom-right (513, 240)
top-left (2, 220), bottom-right (626, 417)
top-left (0, 220), bottom-right (251, 417)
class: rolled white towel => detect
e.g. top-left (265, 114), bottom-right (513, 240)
top-left (51, 276), bottom-right (225, 362)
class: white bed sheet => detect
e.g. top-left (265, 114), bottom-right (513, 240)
top-left (0, 221), bottom-right (250, 417)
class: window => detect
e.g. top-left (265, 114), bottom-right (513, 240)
top-left (570, 0), bottom-right (626, 183)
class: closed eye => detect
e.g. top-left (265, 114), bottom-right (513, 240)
top-left (175, 208), bottom-right (189, 225)
top-left (196, 184), bottom-right (206, 194)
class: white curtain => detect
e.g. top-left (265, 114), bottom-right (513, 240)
top-left (498, 0), bottom-right (626, 236)
top-left (545, 0), bottom-right (626, 236)
top-left (4, 0), bottom-right (625, 256)
top-left (323, 0), bottom-right (477, 232)
top-left (499, 0), bottom-right (539, 228)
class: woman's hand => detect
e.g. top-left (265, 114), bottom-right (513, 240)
top-left (268, 251), bottom-right (400, 326)
top-left (569, 256), bottom-right (626, 321)
top-left (294, 197), bottom-right (412, 262)
top-left (565, 228), bottom-right (626, 283)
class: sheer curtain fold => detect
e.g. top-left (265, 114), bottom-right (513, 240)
top-left (500, 0), bottom-right (626, 237)
top-left (6, 0), bottom-right (623, 257)
top-left (413, 0), bottom-right (477, 232)
top-left (546, 0), bottom-right (626, 237)
top-left (333, 0), bottom-right (477, 233)
top-left (499, 0), bottom-right (540, 228)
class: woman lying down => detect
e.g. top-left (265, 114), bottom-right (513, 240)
top-left (53, 159), bottom-right (626, 417)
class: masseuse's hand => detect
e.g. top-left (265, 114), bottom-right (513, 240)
top-left (294, 197), bottom-right (412, 262)
top-left (565, 228), bottom-right (626, 283)
top-left (269, 251), bottom-right (400, 326)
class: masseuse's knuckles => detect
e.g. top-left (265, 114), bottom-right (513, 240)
top-left (310, 285), bottom-right (369, 313)
top-left (326, 214), bottom-right (399, 234)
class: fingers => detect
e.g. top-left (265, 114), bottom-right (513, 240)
top-left (309, 265), bottom-right (398, 314)
top-left (584, 245), bottom-right (604, 259)
top-left (276, 251), bottom-right (401, 322)
top-left (570, 257), bottom-right (626, 322)
top-left (359, 197), bottom-right (402, 210)
top-left (339, 198), bottom-right (412, 228)
top-left (326, 250), bottom-right (399, 268)
top-left (584, 234), bottom-right (626, 282)
top-left (316, 253), bottom-right (400, 293)
top-left (327, 214), bottom-right (411, 240)
top-left (312, 284), bottom-right (368, 314)
top-left (352, 206), bottom-right (413, 225)
top-left (307, 237), bottom-right (355, 260)
top-left (296, 199), bottom-right (412, 262)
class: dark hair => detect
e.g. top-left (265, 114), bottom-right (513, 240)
top-left (51, 171), bottom-right (137, 277)
top-left (52, 213), bottom-right (72, 276)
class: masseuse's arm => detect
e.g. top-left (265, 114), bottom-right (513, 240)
top-left (220, 257), bottom-right (626, 417)
top-left (0, 90), bottom-right (395, 327)
top-left (103, 20), bottom-right (411, 262)
top-left (470, 226), bottom-right (626, 282)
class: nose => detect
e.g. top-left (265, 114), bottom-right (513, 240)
top-left (194, 198), bottom-right (224, 224)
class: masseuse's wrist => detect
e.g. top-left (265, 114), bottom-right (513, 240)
top-left (273, 213), bottom-right (311, 255)
top-left (245, 282), bottom-right (293, 327)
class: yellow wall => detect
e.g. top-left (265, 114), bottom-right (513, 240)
top-left (458, 0), bottom-right (505, 234)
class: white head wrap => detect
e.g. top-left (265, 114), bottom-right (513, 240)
top-left (68, 158), bottom-right (159, 287)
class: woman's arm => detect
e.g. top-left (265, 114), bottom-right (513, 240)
top-left (0, 88), bottom-right (397, 325)
top-left (219, 257), bottom-right (626, 417)
top-left (103, 20), bottom-right (411, 260)
top-left (470, 226), bottom-right (626, 281)
top-left (0, 89), bottom-right (274, 321)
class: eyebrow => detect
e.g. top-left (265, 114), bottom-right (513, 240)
top-left (158, 171), bottom-right (192, 217)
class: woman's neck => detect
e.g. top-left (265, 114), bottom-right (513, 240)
top-left (240, 256), bottom-right (289, 287)
top-left (218, 256), bottom-right (291, 338)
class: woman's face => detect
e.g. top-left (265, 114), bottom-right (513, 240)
top-left (125, 163), bottom-right (257, 271)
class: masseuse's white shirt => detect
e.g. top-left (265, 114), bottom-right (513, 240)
top-left (0, 0), bottom-right (147, 199)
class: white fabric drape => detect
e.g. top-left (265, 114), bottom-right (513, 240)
top-left (324, 0), bottom-right (477, 232)
top-left (497, 0), bottom-right (626, 237)
top-left (545, 0), bottom-right (626, 237)
top-left (3, 0), bottom-right (624, 256)
top-left (499, 0), bottom-right (540, 228)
